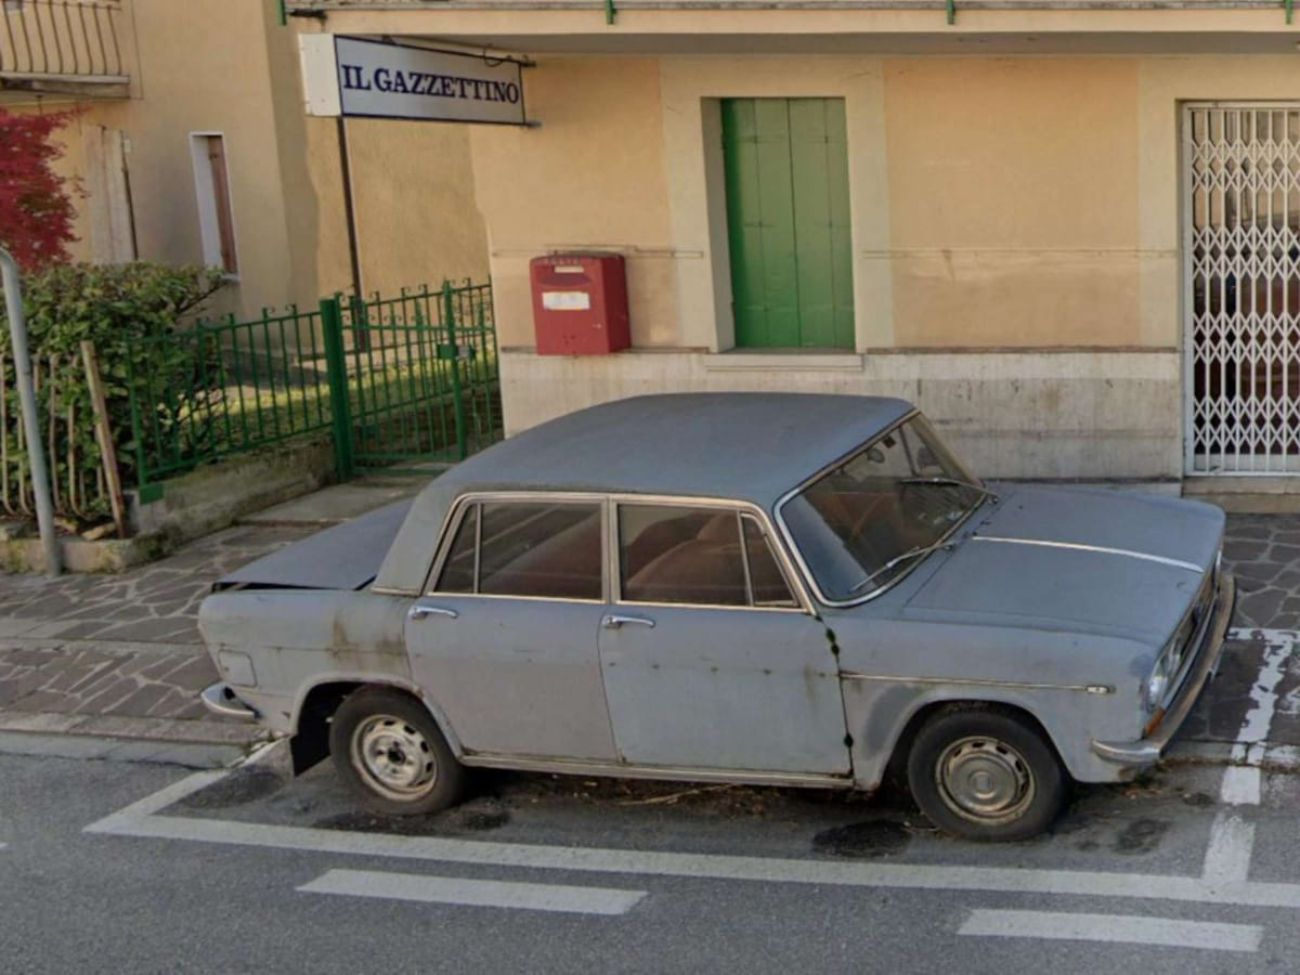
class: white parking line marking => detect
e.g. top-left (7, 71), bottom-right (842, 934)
top-left (84, 782), bottom-right (1300, 910)
top-left (958, 909), bottom-right (1261, 953)
top-left (1219, 630), bottom-right (1294, 807)
top-left (1235, 637), bottom-right (1291, 746)
top-left (1219, 766), bottom-right (1261, 806)
top-left (1203, 813), bottom-right (1255, 885)
top-left (83, 769), bottom-right (229, 834)
top-left (298, 868), bottom-right (646, 916)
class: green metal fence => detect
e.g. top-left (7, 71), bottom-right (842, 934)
top-left (125, 280), bottom-right (501, 487)
top-left (331, 281), bottom-right (501, 477)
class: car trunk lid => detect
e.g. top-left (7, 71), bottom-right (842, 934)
top-left (212, 500), bottom-right (413, 592)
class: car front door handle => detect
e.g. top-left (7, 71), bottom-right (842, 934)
top-left (602, 613), bottom-right (655, 630)
top-left (408, 602), bottom-right (459, 622)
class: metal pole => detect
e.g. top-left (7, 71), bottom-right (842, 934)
top-left (443, 282), bottom-right (468, 461)
top-left (319, 296), bottom-right (354, 481)
top-left (336, 116), bottom-right (368, 352)
top-left (337, 116), bottom-right (364, 303)
top-left (0, 249), bottom-right (60, 576)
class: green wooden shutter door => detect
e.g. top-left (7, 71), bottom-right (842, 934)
top-left (722, 98), bottom-right (854, 349)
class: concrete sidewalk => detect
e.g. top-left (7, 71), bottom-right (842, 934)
top-left (0, 481), bottom-right (420, 755)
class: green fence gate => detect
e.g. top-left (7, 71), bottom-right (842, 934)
top-left (325, 281), bottom-right (501, 478)
top-left (126, 279), bottom-right (501, 489)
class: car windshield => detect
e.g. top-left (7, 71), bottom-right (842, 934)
top-left (780, 415), bottom-right (988, 602)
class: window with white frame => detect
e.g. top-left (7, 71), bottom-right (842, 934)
top-left (189, 133), bottom-right (238, 276)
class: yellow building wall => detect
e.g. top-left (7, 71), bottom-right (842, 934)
top-left (345, 117), bottom-right (489, 297)
top-left (468, 52), bottom-right (1299, 360)
top-left (10, 1), bottom-right (488, 318)
top-left (883, 58), bottom-right (1141, 348)
top-left (470, 57), bottom-right (676, 348)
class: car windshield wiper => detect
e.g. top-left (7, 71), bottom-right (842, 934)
top-left (900, 476), bottom-right (1000, 503)
top-left (848, 539), bottom-right (955, 595)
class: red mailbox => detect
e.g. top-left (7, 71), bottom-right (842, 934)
top-left (530, 254), bottom-right (630, 356)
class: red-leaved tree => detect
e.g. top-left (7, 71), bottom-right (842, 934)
top-left (0, 108), bottom-right (79, 272)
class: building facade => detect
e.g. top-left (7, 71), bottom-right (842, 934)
top-left (284, 0), bottom-right (1300, 491)
top-left (1, 0), bottom-right (488, 317)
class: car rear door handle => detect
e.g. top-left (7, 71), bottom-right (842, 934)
top-left (602, 613), bottom-right (655, 630)
top-left (408, 602), bottom-right (459, 622)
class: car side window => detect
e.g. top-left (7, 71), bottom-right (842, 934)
top-left (434, 501), bottom-right (603, 601)
top-left (618, 504), bottom-right (797, 609)
top-left (741, 515), bottom-right (799, 608)
top-left (436, 505), bottom-right (478, 593)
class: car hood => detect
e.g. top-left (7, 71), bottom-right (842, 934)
top-left (213, 499), bottom-right (414, 592)
top-left (904, 485), bottom-right (1224, 643)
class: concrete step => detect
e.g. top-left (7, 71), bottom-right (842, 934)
top-left (1183, 477), bottom-right (1300, 514)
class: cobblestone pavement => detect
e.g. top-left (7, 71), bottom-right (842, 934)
top-left (0, 505), bottom-right (1297, 752)
top-left (1222, 515), bottom-right (1300, 631)
top-left (0, 523), bottom-right (314, 744)
top-left (1188, 513), bottom-right (1300, 751)
top-left (0, 524), bottom-right (315, 646)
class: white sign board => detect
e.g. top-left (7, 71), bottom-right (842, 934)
top-left (541, 291), bottom-right (592, 312)
top-left (299, 35), bottom-right (527, 126)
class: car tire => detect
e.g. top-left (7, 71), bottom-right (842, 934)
top-left (906, 706), bottom-right (1067, 842)
top-left (329, 687), bottom-right (465, 817)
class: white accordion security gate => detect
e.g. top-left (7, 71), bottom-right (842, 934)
top-left (1185, 103), bottom-right (1300, 475)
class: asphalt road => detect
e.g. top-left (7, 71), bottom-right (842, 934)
top-left (1, 734), bottom-right (1299, 975)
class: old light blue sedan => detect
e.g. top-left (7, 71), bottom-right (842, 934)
top-left (200, 393), bottom-right (1234, 841)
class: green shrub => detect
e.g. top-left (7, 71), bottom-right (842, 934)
top-left (0, 262), bottom-right (225, 525)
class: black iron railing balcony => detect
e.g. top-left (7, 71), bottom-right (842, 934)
top-left (0, 0), bottom-right (125, 83)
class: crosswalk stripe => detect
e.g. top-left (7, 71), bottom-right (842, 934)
top-left (298, 868), bottom-right (646, 916)
top-left (959, 909), bottom-right (1262, 953)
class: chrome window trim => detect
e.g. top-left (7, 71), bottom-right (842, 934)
top-left (418, 591), bottom-right (608, 607)
top-left (741, 511), bottom-right (801, 610)
top-left (423, 491), bottom-right (610, 601)
top-left (609, 494), bottom-right (813, 615)
top-left (371, 585), bottom-right (419, 597)
top-left (420, 490), bottom-right (812, 614)
top-left (773, 410), bottom-right (988, 609)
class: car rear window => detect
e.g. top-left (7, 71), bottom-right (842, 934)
top-left (434, 501), bottom-right (603, 601)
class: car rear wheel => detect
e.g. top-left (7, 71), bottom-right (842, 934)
top-left (329, 687), bottom-right (465, 816)
top-left (906, 706), bottom-right (1067, 842)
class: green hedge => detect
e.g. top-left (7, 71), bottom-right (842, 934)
top-left (0, 262), bottom-right (225, 524)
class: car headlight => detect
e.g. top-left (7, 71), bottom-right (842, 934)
top-left (1143, 658), bottom-right (1169, 712)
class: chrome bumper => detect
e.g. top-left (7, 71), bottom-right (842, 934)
top-left (1091, 572), bottom-right (1236, 767)
top-left (200, 682), bottom-right (259, 721)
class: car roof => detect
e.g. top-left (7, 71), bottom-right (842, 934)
top-left (373, 393), bottom-right (914, 591)
top-left (438, 392), bottom-right (914, 503)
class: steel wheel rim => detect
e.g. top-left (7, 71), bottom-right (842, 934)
top-left (350, 714), bottom-right (437, 802)
top-left (934, 736), bottom-right (1035, 825)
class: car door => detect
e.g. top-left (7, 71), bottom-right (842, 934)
top-left (597, 500), bottom-right (850, 776)
top-left (403, 495), bottom-right (618, 762)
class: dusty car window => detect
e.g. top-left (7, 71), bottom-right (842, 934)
top-left (619, 505), bottom-right (795, 608)
top-left (619, 505), bottom-right (747, 606)
top-left (436, 505), bottom-right (478, 593)
top-left (435, 501), bottom-right (603, 600)
top-left (781, 415), bottom-right (986, 601)
top-left (741, 515), bottom-right (798, 608)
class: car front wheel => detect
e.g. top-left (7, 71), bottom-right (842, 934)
top-left (906, 706), bottom-right (1067, 842)
top-left (329, 687), bottom-right (465, 816)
